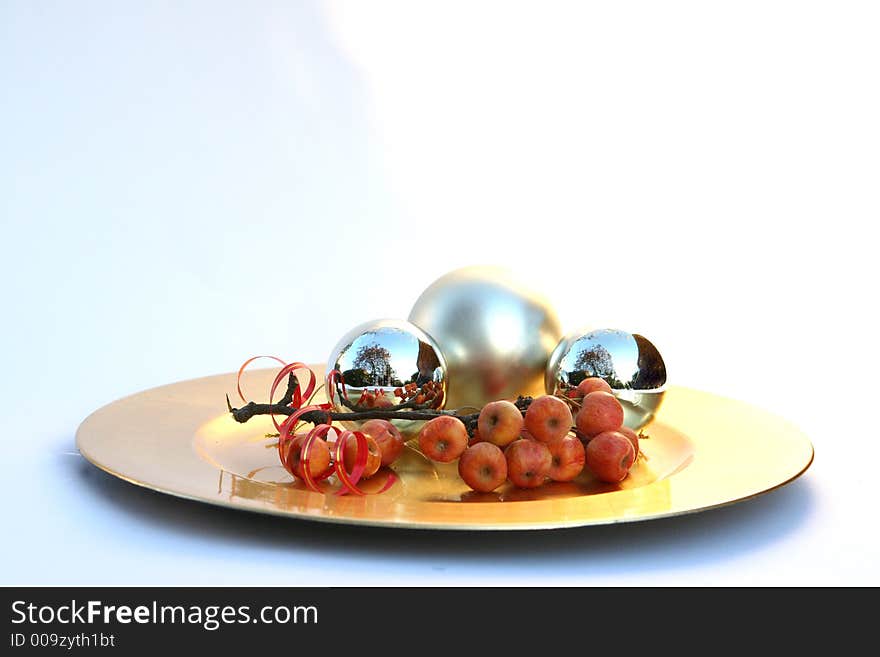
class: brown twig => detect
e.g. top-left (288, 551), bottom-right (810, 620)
top-left (228, 391), bottom-right (536, 437)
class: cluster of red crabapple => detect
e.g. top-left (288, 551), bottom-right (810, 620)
top-left (286, 377), bottom-right (640, 492)
top-left (418, 378), bottom-right (640, 491)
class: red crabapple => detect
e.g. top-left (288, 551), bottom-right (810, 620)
top-left (478, 400), bottom-right (524, 447)
top-left (585, 431), bottom-right (635, 483)
top-left (616, 425), bottom-right (640, 461)
top-left (576, 377), bottom-right (612, 397)
top-left (576, 391), bottom-right (624, 438)
top-left (524, 395), bottom-right (573, 444)
top-left (342, 433), bottom-right (382, 478)
top-left (287, 435), bottom-right (332, 480)
top-left (418, 416), bottom-right (469, 463)
top-left (547, 435), bottom-right (586, 482)
top-left (505, 439), bottom-right (552, 489)
top-left (458, 442), bottom-right (508, 492)
top-left (359, 419), bottom-right (405, 466)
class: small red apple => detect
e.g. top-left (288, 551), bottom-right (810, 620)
top-left (576, 391), bottom-right (624, 438)
top-left (585, 431), bottom-right (635, 483)
top-left (576, 377), bottom-right (612, 398)
top-left (505, 439), bottom-right (552, 489)
top-left (547, 434), bottom-right (586, 482)
top-left (524, 395), bottom-right (573, 444)
top-left (286, 435), bottom-right (332, 480)
top-left (616, 425), bottom-right (640, 461)
top-left (458, 442), bottom-right (508, 492)
top-left (478, 400), bottom-right (524, 447)
top-left (342, 433), bottom-right (382, 478)
top-left (418, 416), bottom-right (468, 463)
top-left (359, 418), bottom-right (405, 466)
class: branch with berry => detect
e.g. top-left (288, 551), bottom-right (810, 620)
top-left (226, 371), bottom-right (530, 439)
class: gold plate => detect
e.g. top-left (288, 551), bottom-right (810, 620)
top-left (76, 367), bottom-right (814, 530)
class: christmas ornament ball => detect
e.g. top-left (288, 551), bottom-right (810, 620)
top-left (408, 266), bottom-right (562, 409)
top-left (326, 319), bottom-right (447, 436)
top-left (546, 328), bottom-right (667, 430)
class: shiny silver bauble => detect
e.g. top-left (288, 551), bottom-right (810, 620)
top-left (326, 319), bottom-right (447, 437)
top-left (546, 328), bottom-right (667, 430)
top-left (409, 266), bottom-right (562, 409)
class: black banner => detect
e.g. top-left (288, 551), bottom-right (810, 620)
top-left (0, 587), bottom-right (864, 652)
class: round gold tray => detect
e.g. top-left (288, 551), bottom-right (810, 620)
top-left (76, 367), bottom-right (813, 530)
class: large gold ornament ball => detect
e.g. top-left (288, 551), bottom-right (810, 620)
top-left (408, 266), bottom-right (562, 409)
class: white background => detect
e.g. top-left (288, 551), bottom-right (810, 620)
top-left (2, 1), bottom-right (878, 585)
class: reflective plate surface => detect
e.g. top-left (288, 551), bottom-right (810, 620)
top-left (76, 367), bottom-right (813, 530)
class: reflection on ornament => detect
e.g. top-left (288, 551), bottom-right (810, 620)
top-left (546, 328), bottom-right (667, 430)
top-left (326, 319), bottom-right (448, 437)
top-left (409, 266), bottom-right (562, 409)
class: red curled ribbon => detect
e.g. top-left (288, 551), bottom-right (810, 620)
top-left (239, 356), bottom-right (397, 496)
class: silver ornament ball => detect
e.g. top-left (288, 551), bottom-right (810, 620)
top-left (326, 319), bottom-right (448, 436)
top-left (546, 328), bottom-right (667, 430)
top-left (408, 266), bottom-right (562, 409)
